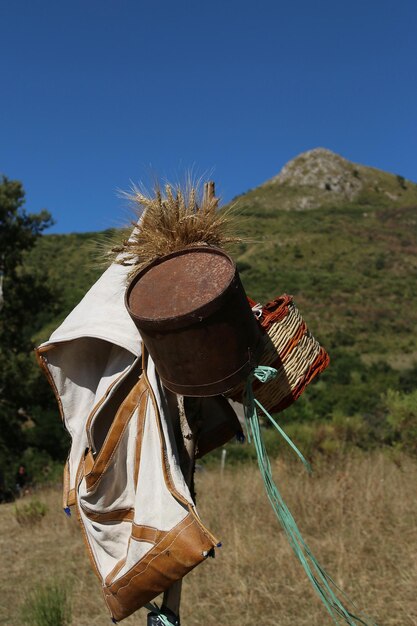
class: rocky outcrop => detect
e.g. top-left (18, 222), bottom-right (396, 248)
top-left (271, 148), bottom-right (362, 197)
top-left (257, 147), bottom-right (416, 211)
top-left (264, 148), bottom-right (363, 210)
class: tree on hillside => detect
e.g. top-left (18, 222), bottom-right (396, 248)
top-left (0, 176), bottom-right (57, 482)
top-left (0, 177), bottom-right (53, 344)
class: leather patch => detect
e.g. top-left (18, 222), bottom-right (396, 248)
top-left (103, 512), bottom-right (216, 621)
top-left (80, 506), bottom-right (135, 524)
top-left (67, 489), bottom-right (76, 507)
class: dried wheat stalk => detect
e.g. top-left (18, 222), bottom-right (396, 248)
top-left (106, 181), bottom-right (242, 276)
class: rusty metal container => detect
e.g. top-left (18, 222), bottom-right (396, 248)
top-left (125, 246), bottom-right (262, 396)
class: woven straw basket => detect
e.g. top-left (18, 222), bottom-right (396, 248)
top-left (228, 294), bottom-right (330, 414)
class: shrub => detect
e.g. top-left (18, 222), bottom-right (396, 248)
top-left (203, 413), bottom-right (372, 470)
top-left (384, 389), bottom-right (417, 454)
top-left (283, 415), bottom-right (369, 460)
top-left (15, 498), bottom-right (48, 526)
top-left (20, 447), bottom-right (66, 486)
top-left (21, 581), bottom-right (72, 626)
top-left (396, 174), bottom-right (407, 189)
top-left (236, 260), bottom-right (251, 273)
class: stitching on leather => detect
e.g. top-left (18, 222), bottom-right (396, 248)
top-left (142, 360), bottom-right (219, 547)
top-left (105, 557), bottom-right (126, 587)
top-left (132, 523), bottom-right (159, 532)
top-left (75, 460), bottom-right (102, 580)
top-left (108, 517), bottom-right (199, 596)
top-left (134, 391), bottom-right (148, 489)
top-left (143, 367), bottom-right (189, 505)
top-left (108, 514), bottom-right (191, 587)
top-left (131, 525), bottom-right (165, 545)
top-left (80, 505), bottom-right (135, 522)
top-left (35, 350), bottom-right (66, 427)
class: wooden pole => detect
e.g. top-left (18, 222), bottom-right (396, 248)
top-left (160, 180), bottom-right (218, 624)
top-left (204, 180), bottom-right (216, 204)
top-left (161, 396), bottom-right (202, 622)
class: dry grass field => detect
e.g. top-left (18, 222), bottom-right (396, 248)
top-left (1, 451), bottom-right (417, 626)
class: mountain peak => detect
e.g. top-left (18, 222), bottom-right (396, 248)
top-left (270, 147), bottom-right (362, 200)
top-left (255, 147), bottom-right (416, 211)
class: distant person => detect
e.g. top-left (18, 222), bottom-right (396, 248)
top-left (15, 464), bottom-right (29, 496)
top-left (0, 468), bottom-right (5, 503)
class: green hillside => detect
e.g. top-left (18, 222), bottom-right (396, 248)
top-left (30, 149), bottom-right (417, 366)
top-left (241, 147), bottom-right (417, 213)
top-left (31, 199), bottom-right (417, 365)
top-left (26, 230), bottom-right (113, 344)
top-left (235, 198), bottom-right (417, 365)
top-left (10, 149), bottom-right (417, 483)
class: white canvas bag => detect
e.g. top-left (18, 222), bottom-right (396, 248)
top-left (36, 262), bottom-right (219, 621)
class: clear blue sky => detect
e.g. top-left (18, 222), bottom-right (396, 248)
top-left (1, 0), bottom-right (416, 233)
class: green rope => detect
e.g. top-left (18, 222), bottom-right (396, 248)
top-left (244, 366), bottom-right (375, 626)
top-left (246, 366), bottom-right (312, 473)
top-left (145, 603), bottom-right (177, 626)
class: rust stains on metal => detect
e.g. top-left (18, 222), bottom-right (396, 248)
top-left (125, 246), bottom-right (262, 396)
top-left (128, 248), bottom-right (234, 321)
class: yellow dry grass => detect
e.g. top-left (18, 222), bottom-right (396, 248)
top-left (1, 452), bottom-right (417, 626)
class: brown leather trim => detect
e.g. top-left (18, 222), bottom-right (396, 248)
top-left (103, 512), bottom-right (216, 621)
top-left (142, 350), bottom-right (219, 548)
top-left (74, 361), bottom-right (144, 584)
top-left (84, 450), bottom-right (95, 475)
top-left (134, 391), bottom-right (148, 489)
top-left (80, 506), bottom-right (135, 523)
top-left (75, 457), bottom-right (102, 581)
top-left (36, 346), bottom-right (70, 510)
top-left (85, 378), bottom-right (147, 491)
top-left (131, 524), bottom-right (167, 545)
top-left (105, 557), bottom-right (128, 587)
top-left (67, 489), bottom-right (76, 507)
top-left (62, 460), bottom-right (70, 509)
top-left (87, 357), bottom-right (142, 453)
top-left (142, 353), bottom-right (189, 507)
top-left (73, 350), bottom-right (219, 619)
top-left (35, 346), bottom-right (65, 421)
top-left (85, 371), bottom-right (130, 451)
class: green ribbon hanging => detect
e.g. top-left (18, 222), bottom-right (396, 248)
top-left (243, 366), bottom-right (375, 626)
top-left (145, 603), bottom-right (177, 626)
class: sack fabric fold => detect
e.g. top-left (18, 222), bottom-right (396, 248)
top-left (36, 262), bottom-right (219, 621)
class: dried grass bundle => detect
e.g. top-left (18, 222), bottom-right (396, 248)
top-left (107, 180), bottom-right (241, 276)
